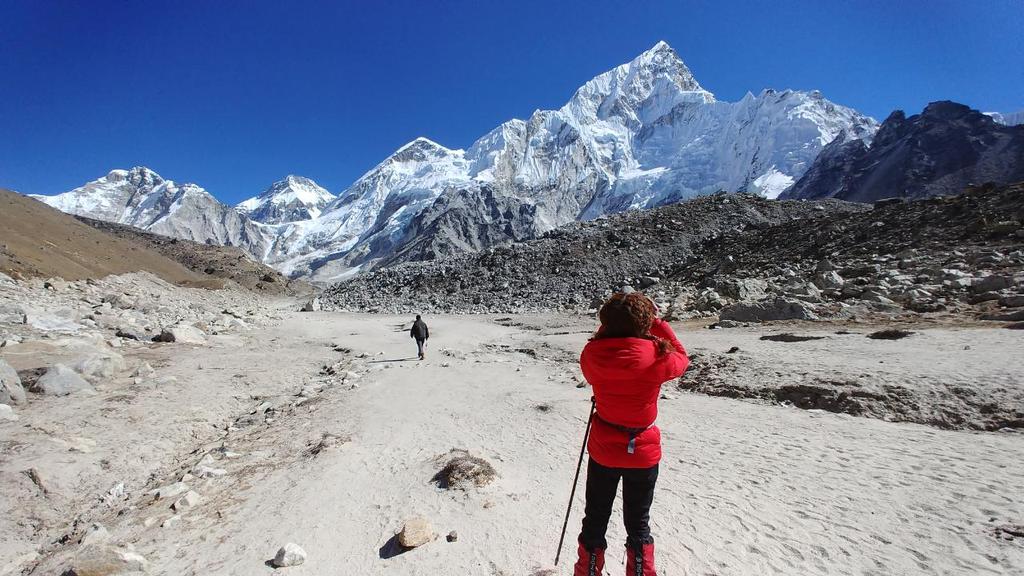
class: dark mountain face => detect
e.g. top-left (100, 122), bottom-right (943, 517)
top-left (781, 101), bottom-right (1024, 203)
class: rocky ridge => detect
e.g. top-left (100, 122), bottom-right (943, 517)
top-left (77, 216), bottom-right (309, 295)
top-left (321, 182), bottom-right (1024, 325)
top-left (782, 101), bottom-right (1024, 202)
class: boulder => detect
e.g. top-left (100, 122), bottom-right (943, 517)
top-left (1, 358), bottom-right (27, 405)
top-left (70, 544), bottom-right (149, 576)
top-left (785, 281), bottom-right (822, 302)
top-left (73, 353), bottom-right (127, 383)
top-left (301, 297), bottom-right (322, 312)
top-left (272, 543), bottom-right (307, 568)
top-left (859, 291), bottom-right (897, 306)
top-left (149, 482), bottom-right (190, 501)
top-left (719, 298), bottom-right (818, 323)
top-left (25, 309), bottom-right (82, 332)
top-left (715, 278), bottom-right (767, 301)
top-left (32, 364), bottom-right (93, 396)
top-left (1000, 294), bottom-right (1024, 308)
top-left (153, 324), bottom-right (206, 345)
top-left (814, 271), bottom-right (845, 290)
top-left (0, 304), bottom-right (26, 324)
top-left (972, 275), bottom-right (1012, 293)
top-left (694, 289), bottom-right (726, 312)
top-left (0, 403), bottom-right (17, 421)
top-left (171, 490), bottom-right (201, 512)
top-left (398, 517), bottom-right (436, 548)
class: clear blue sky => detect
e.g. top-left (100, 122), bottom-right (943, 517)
top-left (2, 0), bottom-right (1021, 203)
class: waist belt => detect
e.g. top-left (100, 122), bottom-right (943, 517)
top-left (594, 413), bottom-right (651, 454)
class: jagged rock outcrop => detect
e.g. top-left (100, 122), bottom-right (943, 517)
top-left (782, 101), bottom-right (1024, 202)
top-left (322, 182), bottom-right (1024, 320)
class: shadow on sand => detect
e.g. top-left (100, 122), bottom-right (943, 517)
top-left (367, 357), bottom-right (419, 364)
top-left (378, 534), bottom-right (411, 559)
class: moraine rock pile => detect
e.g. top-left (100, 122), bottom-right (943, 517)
top-left (322, 182), bottom-right (1024, 325)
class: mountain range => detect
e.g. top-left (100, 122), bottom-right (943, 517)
top-left (28, 41), bottom-right (1021, 281)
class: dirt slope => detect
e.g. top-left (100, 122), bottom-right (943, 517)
top-left (0, 189), bottom-right (214, 286)
top-left (77, 217), bottom-right (308, 295)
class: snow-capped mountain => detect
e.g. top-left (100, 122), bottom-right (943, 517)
top-left (276, 41), bottom-right (877, 279)
top-left (33, 42), bottom-right (880, 281)
top-left (237, 175), bottom-right (335, 224)
top-left (32, 167), bottom-right (271, 259)
top-left (988, 109), bottom-right (1024, 127)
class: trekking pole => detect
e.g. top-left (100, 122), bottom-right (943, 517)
top-left (554, 396), bottom-right (597, 565)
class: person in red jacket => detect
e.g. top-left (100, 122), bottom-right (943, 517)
top-left (573, 292), bottom-right (689, 576)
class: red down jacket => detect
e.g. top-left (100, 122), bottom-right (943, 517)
top-left (580, 318), bottom-right (689, 468)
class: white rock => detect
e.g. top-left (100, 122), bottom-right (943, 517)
top-left (72, 544), bottom-right (149, 575)
top-left (154, 324), bottom-right (206, 344)
top-left (398, 517), bottom-right (436, 548)
top-left (149, 482), bottom-right (190, 500)
top-left (0, 358), bottom-right (27, 405)
top-left (272, 542), bottom-right (307, 567)
top-left (0, 403), bottom-right (18, 421)
top-left (79, 523), bottom-right (110, 547)
top-left (161, 515), bottom-right (181, 528)
top-left (171, 490), bottom-right (201, 512)
top-left (32, 364), bottom-right (93, 396)
top-left (73, 352), bottom-right (127, 383)
top-left (24, 309), bottom-right (82, 332)
top-left (131, 363), bottom-right (155, 378)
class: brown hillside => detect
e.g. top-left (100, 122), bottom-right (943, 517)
top-left (77, 217), bottom-right (309, 295)
top-left (0, 189), bottom-right (217, 286)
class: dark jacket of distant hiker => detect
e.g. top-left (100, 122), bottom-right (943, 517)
top-left (580, 317), bottom-right (688, 468)
top-left (410, 319), bottom-right (429, 341)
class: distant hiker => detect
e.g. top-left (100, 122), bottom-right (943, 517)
top-left (410, 315), bottom-right (429, 360)
top-left (573, 292), bottom-right (689, 576)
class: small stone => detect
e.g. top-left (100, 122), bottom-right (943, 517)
top-left (272, 542), bottom-right (307, 567)
top-left (161, 515), bottom-right (180, 528)
top-left (150, 482), bottom-right (190, 501)
top-left (0, 403), bottom-right (18, 421)
top-left (446, 530), bottom-right (458, 543)
top-left (398, 517), bottom-right (436, 548)
top-left (171, 490), bottom-right (201, 512)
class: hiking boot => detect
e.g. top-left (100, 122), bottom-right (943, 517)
top-left (625, 540), bottom-right (656, 576)
top-left (573, 542), bottom-right (605, 576)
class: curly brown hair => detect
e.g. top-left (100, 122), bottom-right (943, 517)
top-left (593, 292), bottom-right (672, 355)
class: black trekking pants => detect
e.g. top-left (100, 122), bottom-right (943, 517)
top-left (578, 457), bottom-right (659, 551)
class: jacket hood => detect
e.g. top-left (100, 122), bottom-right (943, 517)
top-left (583, 337), bottom-right (662, 374)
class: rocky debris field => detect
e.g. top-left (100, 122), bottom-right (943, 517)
top-left (321, 184), bottom-right (1024, 331)
top-left (322, 193), bottom-right (865, 313)
top-left (78, 217), bottom-right (310, 295)
top-left (0, 271), bottom-right (277, 356)
top-left (0, 270), bottom-right (281, 425)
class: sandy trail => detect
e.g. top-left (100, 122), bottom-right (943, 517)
top-left (9, 312), bottom-right (1024, 575)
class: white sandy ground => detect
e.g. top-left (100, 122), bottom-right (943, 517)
top-left (2, 310), bottom-right (1023, 575)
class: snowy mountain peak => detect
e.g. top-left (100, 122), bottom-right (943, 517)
top-left (32, 166), bottom-right (271, 259)
top-left (237, 175), bottom-right (335, 224)
top-left (392, 137), bottom-right (461, 162)
top-left (564, 41), bottom-right (714, 128)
